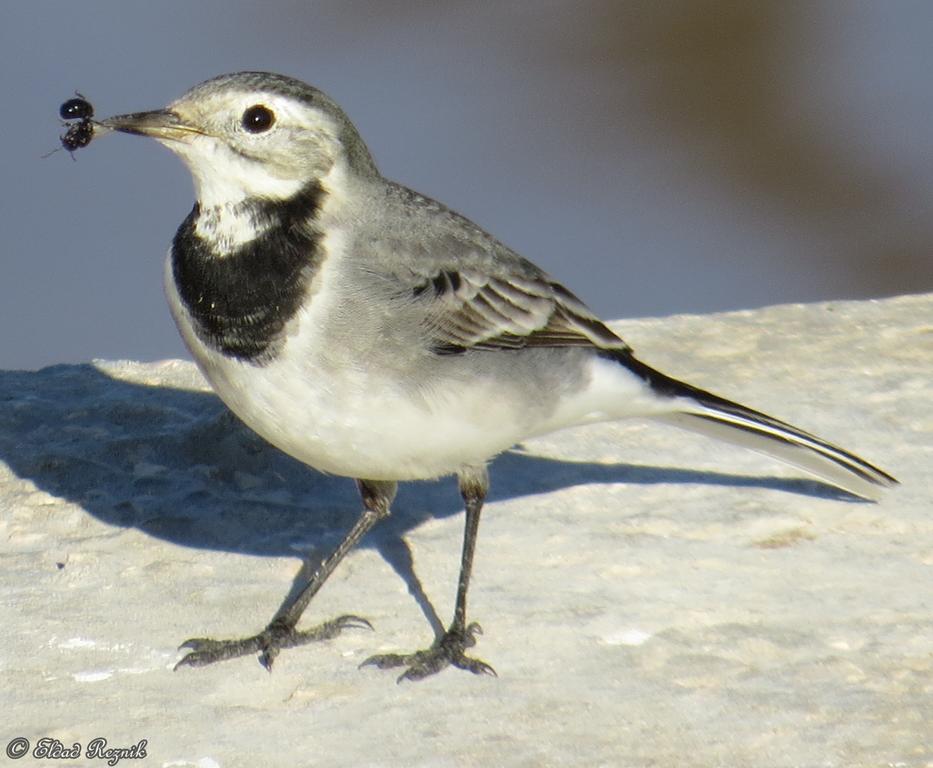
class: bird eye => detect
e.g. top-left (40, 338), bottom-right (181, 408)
top-left (242, 104), bottom-right (275, 133)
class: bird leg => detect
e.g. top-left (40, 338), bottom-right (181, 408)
top-left (362, 466), bottom-right (496, 681)
top-left (175, 479), bottom-right (397, 671)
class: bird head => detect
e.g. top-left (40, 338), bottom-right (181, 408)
top-left (101, 71), bottom-right (378, 208)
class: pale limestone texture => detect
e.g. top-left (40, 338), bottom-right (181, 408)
top-left (1, 296), bottom-right (929, 767)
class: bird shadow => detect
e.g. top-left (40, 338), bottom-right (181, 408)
top-left (0, 364), bottom-right (862, 639)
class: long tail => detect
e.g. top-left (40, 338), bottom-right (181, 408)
top-left (612, 352), bottom-right (898, 500)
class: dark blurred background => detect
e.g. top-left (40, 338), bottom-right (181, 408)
top-left (3, 1), bottom-right (932, 370)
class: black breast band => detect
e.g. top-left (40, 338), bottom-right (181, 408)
top-left (171, 181), bottom-right (326, 364)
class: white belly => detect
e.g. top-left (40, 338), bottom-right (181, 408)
top-left (193, 349), bottom-right (533, 481)
top-left (163, 255), bottom-right (539, 480)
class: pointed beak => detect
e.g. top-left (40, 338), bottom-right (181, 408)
top-left (99, 109), bottom-right (203, 142)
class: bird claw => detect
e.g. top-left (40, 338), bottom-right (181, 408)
top-left (174, 614), bottom-right (373, 671)
top-left (361, 622), bottom-right (496, 682)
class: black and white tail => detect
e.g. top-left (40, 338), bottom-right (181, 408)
top-left (616, 352), bottom-right (898, 500)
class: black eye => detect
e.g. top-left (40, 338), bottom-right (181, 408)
top-left (242, 104), bottom-right (275, 133)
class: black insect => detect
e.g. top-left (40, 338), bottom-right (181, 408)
top-left (60, 96), bottom-right (94, 121)
top-left (61, 120), bottom-right (94, 151)
top-left (58, 93), bottom-right (95, 155)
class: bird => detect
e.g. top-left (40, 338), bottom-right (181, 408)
top-left (93, 71), bottom-right (896, 681)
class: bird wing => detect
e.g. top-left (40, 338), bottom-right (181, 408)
top-left (365, 182), bottom-right (630, 355)
top-left (409, 267), bottom-right (631, 355)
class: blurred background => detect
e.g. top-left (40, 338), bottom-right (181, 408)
top-left (3, 1), bottom-right (933, 370)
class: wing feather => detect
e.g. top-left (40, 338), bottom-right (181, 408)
top-left (412, 269), bottom-right (630, 355)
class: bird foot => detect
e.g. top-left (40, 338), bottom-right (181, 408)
top-left (361, 622), bottom-right (496, 682)
top-left (174, 614), bottom-right (372, 671)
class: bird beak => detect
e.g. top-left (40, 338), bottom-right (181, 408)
top-left (99, 109), bottom-right (202, 142)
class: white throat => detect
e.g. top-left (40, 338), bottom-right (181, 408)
top-left (163, 138), bottom-right (307, 249)
top-left (191, 201), bottom-right (267, 250)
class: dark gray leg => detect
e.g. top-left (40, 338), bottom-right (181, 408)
top-left (175, 479), bottom-right (397, 671)
top-left (362, 466), bottom-right (496, 682)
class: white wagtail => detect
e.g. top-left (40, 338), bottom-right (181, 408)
top-left (85, 72), bottom-right (896, 681)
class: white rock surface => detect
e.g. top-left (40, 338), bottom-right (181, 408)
top-left (1, 295), bottom-right (930, 768)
